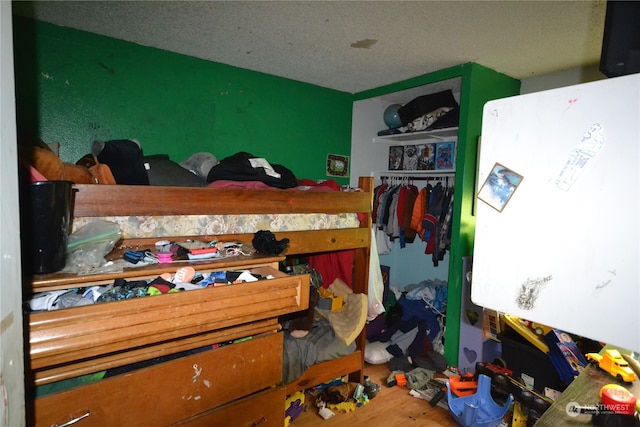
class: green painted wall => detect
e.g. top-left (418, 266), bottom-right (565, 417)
top-left (12, 17), bottom-right (353, 183)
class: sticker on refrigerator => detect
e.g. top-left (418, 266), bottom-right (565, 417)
top-left (555, 123), bottom-right (604, 191)
top-left (477, 163), bottom-right (524, 212)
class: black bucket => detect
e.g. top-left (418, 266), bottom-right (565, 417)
top-left (25, 181), bottom-right (74, 274)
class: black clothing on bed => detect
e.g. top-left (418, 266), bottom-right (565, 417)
top-left (207, 152), bottom-right (298, 189)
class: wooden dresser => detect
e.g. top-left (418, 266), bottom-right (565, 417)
top-left (26, 255), bottom-right (309, 427)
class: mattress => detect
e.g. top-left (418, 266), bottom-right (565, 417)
top-left (71, 213), bottom-right (361, 239)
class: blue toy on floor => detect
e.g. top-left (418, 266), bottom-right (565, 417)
top-left (446, 374), bottom-right (513, 427)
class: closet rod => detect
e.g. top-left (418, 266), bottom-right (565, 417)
top-left (379, 175), bottom-right (454, 181)
top-left (371, 170), bottom-right (456, 180)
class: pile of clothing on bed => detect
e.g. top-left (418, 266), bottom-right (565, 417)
top-left (23, 136), bottom-right (344, 191)
top-left (280, 238), bottom-right (387, 383)
top-left (280, 268), bottom-right (369, 384)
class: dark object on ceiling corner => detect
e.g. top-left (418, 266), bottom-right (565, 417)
top-left (599, 0), bottom-right (640, 78)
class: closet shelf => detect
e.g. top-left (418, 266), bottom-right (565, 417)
top-left (372, 127), bottom-right (458, 144)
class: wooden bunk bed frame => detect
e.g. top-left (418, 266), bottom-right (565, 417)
top-left (27, 176), bottom-right (374, 423)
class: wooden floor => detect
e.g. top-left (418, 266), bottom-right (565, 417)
top-left (290, 363), bottom-right (459, 427)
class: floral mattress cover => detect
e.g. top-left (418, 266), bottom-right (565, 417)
top-left (72, 213), bottom-right (361, 239)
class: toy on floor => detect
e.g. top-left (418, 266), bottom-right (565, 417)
top-left (310, 377), bottom-right (374, 420)
top-left (446, 374), bottom-right (514, 427)
top-left (326, 392), bottom-right (369, 413)
top-left (328, 401), bottom-right (357, 413)
top-left (315, 399), bottom-right (335, 420)
top-left (326, 382), bottom-right (361, 404)
top-left (363, 375), bottom-right (381, 399)
top-left (544, 329), bottom-right (588, 385)
top-left (448, 372), bottom-right (477, 397)
top-left (394, 373), bottom-right (407, 387)
top-left (284, 391), bottom-right (305, 426)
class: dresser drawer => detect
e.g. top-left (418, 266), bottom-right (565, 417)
top-left (173, 386), bottom-right (285, 427)
top-left (32, 332), bottom-right (283, 427)
top-left (29, 266), bottom-right (309, 383)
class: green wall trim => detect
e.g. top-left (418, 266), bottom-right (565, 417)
top-left (13, 17), bottom-right (354, 184)
top-left (445, 63), bottom-right (520, 366)
top-left (355, 62), bottom-right (520, 366)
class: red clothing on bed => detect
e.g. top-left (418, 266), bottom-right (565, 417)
top-left (308, 250), bottom-right (354, 289)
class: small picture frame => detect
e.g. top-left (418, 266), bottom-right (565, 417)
top-left (402, 145), bottom-right (418, 170)
top-left (388, 146), bottom-right (404, 170)
top-left (417, 143), bottom-right (436, 170)
top-left (435, 141), bottom-right (456, 170)
top-left (326, 154), bottom-right (349, 177)
top-left (477, 163), bottom-right (524, 212)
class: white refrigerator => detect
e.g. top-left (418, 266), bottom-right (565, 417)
top-left (472, 73), bottom-right (640, 352)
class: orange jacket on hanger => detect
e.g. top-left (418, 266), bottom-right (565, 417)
top-left (410, 187), bottom-right (428, 240)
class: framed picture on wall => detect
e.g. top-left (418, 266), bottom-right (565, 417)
top-left (403, 145), bottom-right (418, 170)
top-left (388, 146), bottom-right (404, 170)
top-left (326, 154), bottom-right (349, 177)
top-left (435, 141), bottom-right (456, 170)
top-left (417, 143), bottom-right (436, 170)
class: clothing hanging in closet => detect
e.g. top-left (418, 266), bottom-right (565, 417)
top-left (373, 176), bottom-right (455, 267)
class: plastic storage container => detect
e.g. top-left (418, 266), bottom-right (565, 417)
top-left (499, 327), bottom-right (566, 394)
top-left (25, 180), bottom-right (74, 274)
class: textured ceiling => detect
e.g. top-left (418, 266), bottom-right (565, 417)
top-left (13, 0), bottom-right (608, 93)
